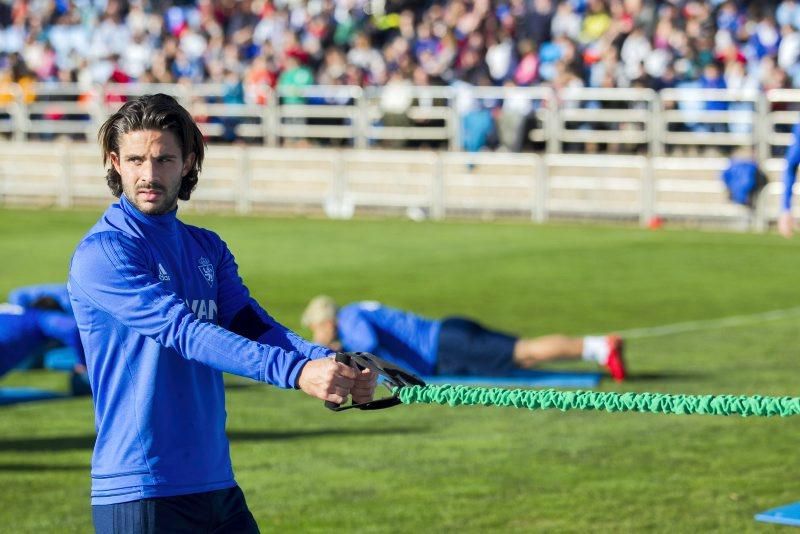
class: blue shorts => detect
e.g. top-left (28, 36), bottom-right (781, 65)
top-left (92, 485), bottom-right (259, 534)
top-left (436, 317), bottom-right (518, 376)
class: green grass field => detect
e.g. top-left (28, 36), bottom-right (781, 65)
top-left (1, 206), bottom-right (799, 532)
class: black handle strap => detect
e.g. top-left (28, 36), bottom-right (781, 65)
top-left (324, 352), bottom-right (352, 411)
top-left (324, 352), bottom-right (426, 412)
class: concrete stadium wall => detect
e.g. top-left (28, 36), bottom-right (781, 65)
top-left (0, 141), bottom-right (790, 231)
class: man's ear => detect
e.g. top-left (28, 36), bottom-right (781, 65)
top-left (110, 152), bottom-right (122, 174)
top-left (182, 153), bottom-right (196, 177)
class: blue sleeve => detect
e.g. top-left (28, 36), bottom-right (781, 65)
top-left (782, 123), bottom-right (800, 211)
top-left (69, 232), bottom-right (309, 388)
top-left (338, 308), bottom-right (379, 354)
top-left (252, 305), bottom-right (332, 360)
top-left (35, 311), bottom-right (85, 365)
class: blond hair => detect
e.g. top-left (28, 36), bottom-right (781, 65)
top-left (301, 295), bottom-right (338, 328)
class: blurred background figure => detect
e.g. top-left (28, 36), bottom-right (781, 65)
top-left (1, 285), bottom-right (90, 396)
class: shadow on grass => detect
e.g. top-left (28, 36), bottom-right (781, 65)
top-left (0, 426), bottom-right (428, 452)
top-left (0, 462), bottom-right (88, 472)
top-left (0, 435), bottom-right (95, 452)
top-left (227, 426), bottom-right (429, 442)
top-left (224, 382), bottom-right (259, 390)
top-left (625, 371), bottom-right (708, 382)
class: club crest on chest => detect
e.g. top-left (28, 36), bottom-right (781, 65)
top-left (198, 257), bottom-right (215, 287)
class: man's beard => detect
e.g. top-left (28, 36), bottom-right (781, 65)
top-left (126, 182), bottom-right (180, 215)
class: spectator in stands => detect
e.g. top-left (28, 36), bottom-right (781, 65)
top-left (379, 68), bottom-right (414, 148)
top-left (699, 61), bottom-right (728, 134)
top-left (243, 52), bottom-right (278, 105)
top-left (620, 25), bottom-right (651, 81)
top-left (3, 0), bottom-right (800, 152)
top-left (347, 32), bottom-right (386, 85)
top-left (485, 29), bottom-right (515, 84)
top-left (778, 23), bottom-right (800, 86)
top-left (1, 52), bottom-right (36, 104)
top-left (513, 39), bottom-right (539, 86)
top-left (275, 46), bottom-right (314, 145)
top-left (581, 0), bottom-right (612, 45)
top-left (407, 65), bottom-right (449, 149)
top-left (520, 0), bottom-right (554, 45)
top-left (301, 296), bottom-right (627, 382)
top-left (552, 1), bottom-right (582, 40)
top-left (497, 80), bottom-right (536, 152)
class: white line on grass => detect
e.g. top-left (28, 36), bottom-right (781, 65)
top-left (616, 306), bottom-right (800, 339)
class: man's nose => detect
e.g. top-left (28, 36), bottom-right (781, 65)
top-left (138, 160), bottom-right (156, 182)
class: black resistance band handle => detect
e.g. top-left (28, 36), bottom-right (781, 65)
top-left (324, 352), bottom-right (352, 411)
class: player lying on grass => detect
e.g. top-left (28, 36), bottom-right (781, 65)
top-left (302, 296), bottom-right (626, 382)
top-left (0, 292), bottom-right (90, 396)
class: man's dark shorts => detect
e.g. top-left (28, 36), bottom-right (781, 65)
top-left (92, 485), bottom-right (259, 534)
top-left (436, 317), bottom-right (518, 375)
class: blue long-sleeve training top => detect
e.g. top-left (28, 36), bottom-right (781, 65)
top-left (69, 194), bottom-right (330, 505)
top-left (783, 122), bottom-right (800, 211)
top-left (0, 304), bottom-right (83, 376)
top-left (337, 301), bottom-right (441, 376)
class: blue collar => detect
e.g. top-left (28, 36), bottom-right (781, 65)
top-left (119, 193), bottom-right (179, 234)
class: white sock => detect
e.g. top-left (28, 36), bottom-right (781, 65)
top-left (581, 336), bottom-right (610, 365)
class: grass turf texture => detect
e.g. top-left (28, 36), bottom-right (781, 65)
top-left (1, 206), bottom-right (799, 532)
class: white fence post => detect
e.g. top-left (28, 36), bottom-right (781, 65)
top-left (59, 142), bottom-right (72, 208)
top-left (235, 145), bottom-right (250, 214)
top-left (641, 156), bottom-right (654, 226)
top-left (532, 154), bottom-right (545, 222)
top-left (537, 155), bottom-right (549, 222)
top-left (431, 153), bottom-right (444, 220)
top-left (355, 92), bottom-right (368, 150)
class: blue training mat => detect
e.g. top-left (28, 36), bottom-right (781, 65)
top-left (0, 387), bottom-right (67, 406)
top-left (43, 347), bottom-right (80, 371)
top-left (422, 369), bottom-right (603, 388)
top-left (755, 502), bottom-right (800, 527)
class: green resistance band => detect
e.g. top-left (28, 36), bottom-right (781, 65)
top-left (395, 385), bottom-right (800, 417)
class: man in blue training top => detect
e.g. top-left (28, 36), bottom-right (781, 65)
top-left (69, 94), bottom-right (377, 533)
top-left (0, 295), bottom-right (89, 395)
top-left (779, 122), bottom-right (800, 237)
top-left (301, 296), bottom-right (626, 382)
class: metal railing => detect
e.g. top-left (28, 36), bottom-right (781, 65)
top-left (659, 88), bottom-right (761, 154)
top-left (2, 83), bottom-right (797, 156)
top-left (555, 87), bottom-right (655, 153)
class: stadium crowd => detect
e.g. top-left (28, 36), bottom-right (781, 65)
top-left (0, 0), bottom-right (796, 149)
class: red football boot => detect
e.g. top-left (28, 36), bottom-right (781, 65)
top-left (605, 336), bottom-right (626, 382)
